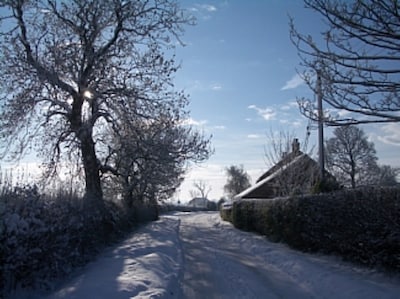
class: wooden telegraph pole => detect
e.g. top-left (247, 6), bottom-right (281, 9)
top-left (316, 71), bottom-right (325, 181)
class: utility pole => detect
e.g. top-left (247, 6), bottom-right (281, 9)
top-left (316, 71), bottom-right (325, 180)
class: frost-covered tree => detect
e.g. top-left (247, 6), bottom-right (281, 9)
top-left (0, 0), bottom-right (206, 202)
top-left (102, 113), bottom-right (211, 207)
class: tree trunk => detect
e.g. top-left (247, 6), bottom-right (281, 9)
top-left (122, 178), bottom-right (134, 209)
top-left (80, 128), bottom-right (103, 202)
top-left (350, 160), bottom-right (356, 188)
top-left (69, 94), bottom-right (103, 203)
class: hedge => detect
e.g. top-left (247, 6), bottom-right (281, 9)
top-left (222, 186), bottom-right (400, 271)
top-left (0, 186), bottom-right (158, 297)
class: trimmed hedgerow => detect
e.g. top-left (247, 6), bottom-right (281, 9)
top-left (0, 186), bottom-right (158, 297)
top-left (220, 204), bottom-right (233, 222)
top-left (223, 187), bottom-right (400, 271)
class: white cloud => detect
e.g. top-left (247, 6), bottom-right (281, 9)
top-left (377, 123), bottom-right (400, 146)
top-left (248, 104), bottom-right (276, 121)
top-left (279, 119), bottom-right (303, 128)
top-left (181, 117), bottom-right (208, 126)
top-left (323, 108), bottom-right (353, 121)
top-left (280, 101), bottom-right (298, 111)
top-left (281, 74), bottom-right (304, 90)
top-left (211, 83), bottom-right (222, 91)
top-left (337, 109), bottom-right (352, 117)
top-left (291, 120), bottom-right (303, 127)
top-left (214, 125), bottom-right (226, 130)
top-left (247, 134), bottom-right (261, 139)
top-left (199, 4), bottom-right (217, 12)
top-left (189, 4), bottom-right (218, 20)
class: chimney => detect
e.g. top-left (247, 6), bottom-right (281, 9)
top-left (292, 138), bottom-right (300, 153)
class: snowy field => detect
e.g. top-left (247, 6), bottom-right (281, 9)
top-left (12, 211), bottom-right (400, 299)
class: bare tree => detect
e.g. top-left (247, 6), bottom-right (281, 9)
top-left (223, 165), bottom-right (251, 199)
top-left (102, 112), bottom-right (211, 207)
top-left (374, 165), bottom-right (399, 186)
top-left (0, 0), bottom-right (197, 202)
top-left (190, 180), bottom-right (211, 199)
top-left (325, 125), bottom-right (378, 188)
top-left (290, 0), bottom-right (400, 125)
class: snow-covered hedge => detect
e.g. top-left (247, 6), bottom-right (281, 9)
top-left (0, 186), bottom-right (158, 296)
top-left (226, 187), bottom-right (400, 271)
top-left (219, 203), bottom-right (233, 222)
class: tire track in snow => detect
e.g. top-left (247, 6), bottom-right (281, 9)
top-left (177, 212), bottom-right (313, 299)
top-left (175, 212), bottom-right (400, 299)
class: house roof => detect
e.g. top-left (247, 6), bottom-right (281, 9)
top-left (187, 197), bottom-right (208, 206)
top-left (235, 152), bottom-right (317, 199)
top-left (256, 150), bottom-right (303, 183)
top-left (235, 138), bottom-right (338, 200)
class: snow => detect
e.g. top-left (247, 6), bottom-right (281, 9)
top-left (12, 212), bottom-right (400, 299)
top-left (47, 217), bottom-right (183, 299)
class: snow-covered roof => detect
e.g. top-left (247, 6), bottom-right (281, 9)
top-left (187, 197), bottom-right (209, 206)
top-left (234, 153), bottom-right (317, 200)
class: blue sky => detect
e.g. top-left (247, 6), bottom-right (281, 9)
top-left (1, 1), bottom-right (399, 201)
top-left (172, 0), bottom-right (400, 201)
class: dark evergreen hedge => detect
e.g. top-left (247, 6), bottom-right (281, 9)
top-left (222, 187), bottom-right (400, 271)
top-left (220, 204), bottom-right (232, 222)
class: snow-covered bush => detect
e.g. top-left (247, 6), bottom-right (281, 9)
top-left (228, 187), bottom-right (400, 271)
top-left (0, 185), bottom-right (158, 297)
top-left (220, 203), bottom-right (233, 222)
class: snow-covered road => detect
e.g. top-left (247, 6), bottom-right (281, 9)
top-left (20, 211), bottom-right (400, 299)
top-left (179, 212), bottom-right (312, 298)
top-left (177, 212), bottom-right (400, 299)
